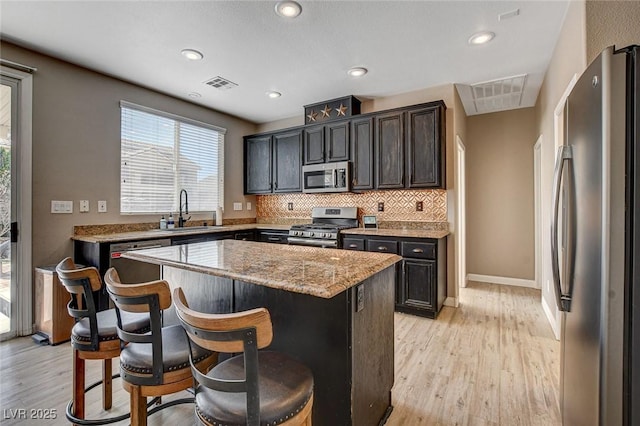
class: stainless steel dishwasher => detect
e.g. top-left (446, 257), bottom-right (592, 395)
top-left (109, 238), bottom-right (171, 283)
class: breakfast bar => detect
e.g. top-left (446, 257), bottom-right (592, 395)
top-left (122, 239), bottom-right (402, 426)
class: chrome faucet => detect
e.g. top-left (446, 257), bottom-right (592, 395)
top-left (178, 189), bottom-right (190, 227)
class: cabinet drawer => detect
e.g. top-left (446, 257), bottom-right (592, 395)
top-left (259, 232), bottom-right (289, 244)
top-left (367, 239), bottom-right (398, 254)
top-left (401, 241), bottom-right (436, 259)
top-left (343, 238), bottom-right (365, 251)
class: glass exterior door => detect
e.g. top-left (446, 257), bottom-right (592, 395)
top-left (0, 77), bottom-right (17, 339)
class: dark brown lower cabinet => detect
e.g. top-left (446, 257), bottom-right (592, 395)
top-left (342, 234), bottom-right (446, 318)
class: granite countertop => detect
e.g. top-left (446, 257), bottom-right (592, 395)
top-left (341, 227), bottom-right (450, 239)
top-left (72, 223), bottom-right (291, 243)
top-left (121, 239), bottom-right (401, 299)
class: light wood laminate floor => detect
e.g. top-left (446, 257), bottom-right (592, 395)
top-left (0, 282), bottom-right (560, 425)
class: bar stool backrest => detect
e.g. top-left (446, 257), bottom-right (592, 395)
top-left (55, 257), bottom-right (103, 351)
top-left (103, 267), bottom-right (171, 386)
top-left (173, 287), bottom-right (274, 425)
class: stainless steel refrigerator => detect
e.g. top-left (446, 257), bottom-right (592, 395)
top-left (551, 44), bottom-right (639, 426)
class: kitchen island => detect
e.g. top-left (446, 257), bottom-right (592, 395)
top-left (122, 239), bottom-right (401, 426)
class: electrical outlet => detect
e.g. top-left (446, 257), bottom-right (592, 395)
top-left (288, 202), bottom-right (294, 211)
top-left (233, 202), bottom-right (243, 211)
top-left (51, 200), bottom-right (73, 214)
top-left (377, 202), bottom-right (384, 212)
top-left (79, 200), bottom-right (89, 213)
top-left (416, 201), bottom-right (423, 211)
top-left (246, 202), bottom-right (252, 211)
top-left (98, 200), bottom-right (107, 213)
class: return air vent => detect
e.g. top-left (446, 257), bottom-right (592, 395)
top-left (204, 76), bottom-right (238, 90)
top-left (471, 74), bottom-right (527, 114)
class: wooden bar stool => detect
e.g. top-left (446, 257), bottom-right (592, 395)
top-left (103, 267), bottom-right (217, 426)
top-left (55, 257), bottom-right (151, 425)
top-left (173, 287), bottom-right (314, 426)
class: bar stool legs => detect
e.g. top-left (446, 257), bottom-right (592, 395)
top-left (72, 350), bottom-right (85, 424)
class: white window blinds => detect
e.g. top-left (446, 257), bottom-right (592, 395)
top-left (120, 101), bottom-right (225, 214)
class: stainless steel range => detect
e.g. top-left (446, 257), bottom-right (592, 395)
top-left (288, 207), bottom-right (358, 248)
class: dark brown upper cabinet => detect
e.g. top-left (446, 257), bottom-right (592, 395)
top-left (406, 105), bottom-right (444, 188)
top-left (244, 129), bottom-right (302, 194)
top-left (374, 101), bottom-right (445, 190)
top-left (303, 120), bottom-right (350, 165)
top-left (244, 135), bottom-right (272, 194)
top-left (273, 130), bottom-right (303, 193)
top-left (375, 111), bottom-right (405, 189)
top-left (350, 117), bottom-right (374, 191)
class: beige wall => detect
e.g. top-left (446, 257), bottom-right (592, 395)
top-left (0, 41), bottom-right (257, 269)
top-left (466, 108), bottom-right (537, 280)
top-left (586, 0), bottom-right (640, 64)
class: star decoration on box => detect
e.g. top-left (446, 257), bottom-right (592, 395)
top-left (306, 110), bottom-right (318, 122)
top-left (320, 105), bottom-right (332, 118)
top-left (336, 103), bottom-right (348, 116)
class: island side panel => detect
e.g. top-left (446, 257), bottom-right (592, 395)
top-left (161, 266), bottom-right (234, 325)
top-left (233, 280), bottom-right (352, 426)
top-left (351, 266), bottom-right (395, 426)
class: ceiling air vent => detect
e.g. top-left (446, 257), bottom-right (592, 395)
top-left (204, 76), bottom-right (238, 90)
top-left (471, 74), bottom-right (527, 114)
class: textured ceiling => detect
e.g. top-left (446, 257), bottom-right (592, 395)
top-left (0, 1), bottom-right (569, 123)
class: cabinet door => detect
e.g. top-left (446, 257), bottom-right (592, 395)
top-left (244, 135), bottom-right (272, 194)
top-left (273, 130), bottom-right (303, 193)
top-left (351, 117), bottom-right (374, 190)
top-left (406, 105), bottom-right (444, 188)
top-left (326, 121), bottom-right (350, 162)
top-left (375, 111), bottom-right (405, 189)
top-left (399, 258), bottom-right (436, 314)
top-left (303, 125), bottom-right (325, 165)
top-left (343, 237), bottom-right (365, 251)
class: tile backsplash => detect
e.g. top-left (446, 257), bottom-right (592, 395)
top-left (256, 189), bottom-right (447, 224)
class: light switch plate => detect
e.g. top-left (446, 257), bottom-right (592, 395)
top-left (233, 202), bottom-right (242, 211)
top-left (246, 202), bottom-right (252, 211)
top-left (79, 200), bottom-right (89, 213)
top-left (51, 200), bottom-right (73, 214)
top-left (98, 200), bottom-right (107, 213)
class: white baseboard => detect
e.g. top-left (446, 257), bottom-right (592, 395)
top-left (443, 297), bottom-right (458, 308)
top-left (466, 274), bottom-right (538, 289)
top-left (541, 295), bottom-right (561, 340)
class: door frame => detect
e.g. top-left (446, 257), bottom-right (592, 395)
top-left (455, 135), bottom-right (467, 293)
top-left (0, 64), bottom-right (33, 339)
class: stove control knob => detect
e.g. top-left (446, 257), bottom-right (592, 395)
top-left (324, 233), bottom-right (331, 238)
top-left (310, 232), bottom-right (315, 237)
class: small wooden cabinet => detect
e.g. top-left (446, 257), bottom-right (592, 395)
top-left (303, 120), bottom-right (350, 165)
top-left (350, 117), bottom-right (374, 190)
top-left (245, 129), bottom-right (303, 194)
top-left (342, 234), bottom-right (446, 318)
top-left (34, 266), bottom-right (75, 344)
top-left (375, 111), bottom-right (405, 189)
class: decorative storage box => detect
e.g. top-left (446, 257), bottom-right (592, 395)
top-left (304, 95), bottom-right (361, 124)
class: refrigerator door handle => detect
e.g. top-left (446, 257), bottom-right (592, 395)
top-left (551, 145), bottom-right (573, 312)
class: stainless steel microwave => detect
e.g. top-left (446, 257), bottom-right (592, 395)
top-left (302, 161), bottom-right (350, 193)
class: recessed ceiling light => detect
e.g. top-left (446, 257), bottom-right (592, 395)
top-left (266, 91), bottom-right (282, 99)
top-left (347, 67), bottom-right (368, 77)
top-left (468, 31), bottom-right (495, 45)
top-left (188, 92), bottom-right (202, 98)
top-left (181, 49), bottom-right (204, 60)
top-left (275, 1), bottom-right (302, 18)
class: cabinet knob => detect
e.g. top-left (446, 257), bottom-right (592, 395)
top-left (349, 244), bottom-right (358, 248)
top-left (377, 246), bottom-right (388, 251)
top-left (412, 248), bottom-right (424, 253)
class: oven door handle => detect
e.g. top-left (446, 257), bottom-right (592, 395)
top-left (287, 236), bottom-right (338, 248)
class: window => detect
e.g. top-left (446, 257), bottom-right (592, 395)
top-left (120, 101), bottom-right (225, 214)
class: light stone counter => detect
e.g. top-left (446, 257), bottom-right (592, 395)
top-left (72, 223), bottom-right (290, 243)
top-left (341, 227), bottom-right (450, 239)
top-left (122, 239), bottom-right (401, 298)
